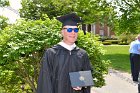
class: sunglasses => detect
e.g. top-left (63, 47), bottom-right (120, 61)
top-left (63, 28), bottom-right (79, 33)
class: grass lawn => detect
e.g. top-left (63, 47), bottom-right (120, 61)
top-left (102, 45), bottom-right (130, 73)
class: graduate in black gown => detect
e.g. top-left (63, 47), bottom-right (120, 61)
top-left (37, 13), bottom-right (93, 93)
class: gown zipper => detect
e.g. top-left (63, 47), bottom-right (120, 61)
top-left (69, 51), bottom-right (71, 55)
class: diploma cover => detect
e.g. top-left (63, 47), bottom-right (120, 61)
top-left (69, 70), bottom-right (94, 88)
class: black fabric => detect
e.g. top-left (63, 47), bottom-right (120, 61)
top-left (56, 13), bottom-right (82, 27)
top-left (138, 84), bottom-right (140, 93)
top-left (37, 44), bottom-right (92, 93)
top-left (130, 53), bottom-right (140, 81)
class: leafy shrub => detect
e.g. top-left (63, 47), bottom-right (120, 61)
top-left (0, 18), bottom-right (109, 92)
top-left (0, 18), bottom-right (61, 92)
top-left (77, 33), bottom-right (110, 87)
top-left (118, 33), bottom-right (137, 44)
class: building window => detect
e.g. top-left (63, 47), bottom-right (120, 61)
top-left (99, 30), bottom-right (104, 36)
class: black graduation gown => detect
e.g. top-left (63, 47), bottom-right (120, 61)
top-left (37, 44), bottom-right (92, 93)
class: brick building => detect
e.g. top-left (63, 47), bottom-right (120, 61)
top-left (82, 22), bottom-right (115, 37)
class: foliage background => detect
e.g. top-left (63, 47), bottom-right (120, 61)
top-left (0, 0), bottom-right (9, 7)
top-left (0, 16), bottom-right (8, 30)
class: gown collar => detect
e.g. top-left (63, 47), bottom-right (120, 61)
top-left (58, 41), bottom-right (76, 51)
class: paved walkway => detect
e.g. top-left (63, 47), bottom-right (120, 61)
top-left (91, 69), bottom-right (138, 93)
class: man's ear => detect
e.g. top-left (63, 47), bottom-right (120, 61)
top-left (61, 30), bottom-right (64, 36)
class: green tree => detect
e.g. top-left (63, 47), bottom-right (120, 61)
top-left (75, 0), bottom-right (116, 24)
top-left (0, 0), bottom-right (9, 31)
top-left (20, 0), bottom-right (116, 25)
top-left (0, 0), bottom-right (9, 7)
top-left (111, 0), bottom-right (140, 34)
top-left (0, 16), bottom-right (8, 30)
top-left (20, 0), bottom-right (76, 20)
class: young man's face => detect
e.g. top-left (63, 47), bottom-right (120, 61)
top-left (61, 25), bottom-right (78, 45)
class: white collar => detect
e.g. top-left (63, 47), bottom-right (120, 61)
top-left (58, 41), bottom-right (76, 51)
top-left (136, 39), bottom-right (140, 43)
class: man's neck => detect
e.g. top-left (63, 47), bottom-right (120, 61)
top-left (58, 41), bottom-right (76, 51)
top-left (63, 40), bottom-right (74, 45)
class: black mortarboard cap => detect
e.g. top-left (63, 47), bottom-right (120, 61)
top-left (56, 13), bottom-right (82, 27)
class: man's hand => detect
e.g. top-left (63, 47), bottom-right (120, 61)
top-left (73, 87), bottom-right (82, 90)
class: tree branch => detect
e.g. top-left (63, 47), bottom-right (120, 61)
top-left (123, 0), bottom-right (140, 12)
top-left (16, 61), bottom-right (37, 93)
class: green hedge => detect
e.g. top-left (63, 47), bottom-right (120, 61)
top-left (104, 40), bottom-right (121, 44)
top-left (118, 42), bottom-right (129, 45)
top-left (102, 41), bottom-right (112, 45)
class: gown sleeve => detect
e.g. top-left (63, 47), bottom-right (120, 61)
top-left (37, 49), bottom-right (53, 93)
